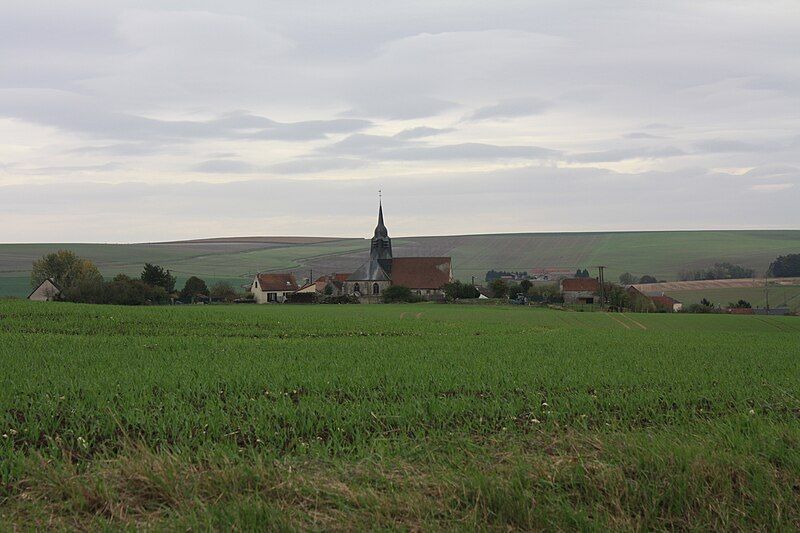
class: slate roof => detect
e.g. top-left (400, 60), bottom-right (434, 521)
top-left (390, 257), bottom-right (452, 289)
top-left (255, 273), bottom-right (298, 292)
top-left (348, 259), bottom-right (392, 281)
top-left (560, 278), bottom-right (600, 292)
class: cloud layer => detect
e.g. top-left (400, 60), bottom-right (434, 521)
top-left (0, 1), bottom-right (798, 241)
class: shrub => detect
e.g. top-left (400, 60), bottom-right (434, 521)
top-left (210, 282), bottom-right (238, 302)
top-left (442, 280), bottom-right (479, 300)
top-left (382, 285), bottom-right (423, 303)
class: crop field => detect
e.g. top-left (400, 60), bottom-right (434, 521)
top-left (667, 285), bottom-right (800, 313)
top-left (1, 301), bottom-right (799, 530)
top-left (2, 230), bottom-right (799, 297)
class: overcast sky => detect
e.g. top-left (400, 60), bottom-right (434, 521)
top-left (1, 1), bottom-right (798, 242)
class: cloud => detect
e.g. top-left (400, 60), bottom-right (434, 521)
top-left (568, 146), bottom-right (685, 163)
top-left (465, 98), bottom-right (551, 121)
top-left (623, 132), bottom-right (663, 139)
top-left (751, 183), bottom-right (794, 192)
top-left (393, 126), bottom-right (453, 140)
top-left (192, 159), bottom-right (255, 174)
top-left (340, 96), bottom-right (458, 120)
top-left (322, 134), bottom-right (558, 161)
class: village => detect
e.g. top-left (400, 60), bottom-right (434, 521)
top-left (27, 202), bottom-right (712, 313)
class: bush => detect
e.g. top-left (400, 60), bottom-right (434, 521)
top-left (321, 295), bottom-right (360, 304)
top-left (62, 273), bottom-right (168, 305)
top-left (210, 282), bottom-right (238, 302)
top-left (489, 279), bottom-right (508, 299)
top-left (638, 275), bottom-right (658, 284)
top-left (180, 276), bottom-right (209, 302)
top-left (382, 285), bottom-right (423, 303)
top-left (286, 292), bottom-right (317, 304)
top-left (442, 280), bottom-right (479, 300)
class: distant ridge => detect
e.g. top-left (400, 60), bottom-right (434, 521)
top-left (152, 236), bottom-right (350, 245)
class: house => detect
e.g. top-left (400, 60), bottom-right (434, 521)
top-left (249, 273), bottom-right (299, 303)
top-left (315, 273), bottom-right (350, 296)
top-left (649, 294), bottom-right (683, 312)
top-left (28, 278), bottom-right (62, 301)
top-left (344, 202), bottom-right (453, 302)
top-left (560, 277), bottom-right (600, 304)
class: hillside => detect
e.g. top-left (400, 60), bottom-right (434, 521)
top-left (1, 230), bottom-right (799, 297)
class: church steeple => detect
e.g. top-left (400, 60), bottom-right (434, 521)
top-left (370, 197), bottom-right (392, 260)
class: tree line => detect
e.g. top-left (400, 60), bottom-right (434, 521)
top-left (31, 250), bottom-right (245, 305)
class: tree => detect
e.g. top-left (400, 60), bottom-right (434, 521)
top-left (520, 279), bottom-right (532, 294)
top-left (323, 284), bottom-right (333, 296)
top-left (603, 283), bottom-right (630, 310)
top-left (768, 254), bottom-right (800, 277)
top-left (31, 250), bottom-right (103, 291)
top-left (141, 263), bottom-right (176, 293)
top-left (210, 281), bottom-right (238, 302)
top-left (639, 275), bottom-right (658, 284)
top-left (442, 280), bottom-right (479, 300)
top-left (489, 278), bottom-right (508, 299)
top-left (729, 299), bottom-right (752, 309)
top-left (382, 285), bottom-right (421, 303)
top-left (180, 276), bottom-right (209, 301)
top-left (619, 272), bottom-right (638, 285)
top-left (507, 283), bottom-right (524, 300)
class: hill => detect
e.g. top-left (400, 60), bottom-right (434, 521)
top-left (1, 230), bottom-right (799, 297)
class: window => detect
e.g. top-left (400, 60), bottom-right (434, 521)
top-left (353, 283), bottom-right (360, 294)
top-left (372, 283), bottom-right (380, 294)
top-left (267, 293), bottom-right (277, 302)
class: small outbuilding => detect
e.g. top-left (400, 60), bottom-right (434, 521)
top-left (560, 277), bottom-right (600, 304)
top-left (28, 278), bottom-right (62, 301)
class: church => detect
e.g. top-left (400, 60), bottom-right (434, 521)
top-left (344, 202), bottom-right (452, 302)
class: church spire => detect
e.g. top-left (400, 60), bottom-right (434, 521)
top-left (370, 193), bottom-right (392, 260)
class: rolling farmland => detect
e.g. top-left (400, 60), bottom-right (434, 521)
top-left (2, 230), bottom-right (799, 297)
top-left (1, 300), bottom-right (799, 529)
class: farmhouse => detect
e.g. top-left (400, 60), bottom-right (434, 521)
top-left (249, 273), bottom-right (298, 303)
top-left (344, 203), bottom-right (452, 302)
top-left (560, 277), bottom-right (600, 304)
top-left (28, 278), bottom-right (61, 301)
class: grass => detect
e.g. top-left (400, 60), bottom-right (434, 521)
top-left (1, 300), bottom-right (799, 529)
top-left (2, 230), bottom-right (800, 296)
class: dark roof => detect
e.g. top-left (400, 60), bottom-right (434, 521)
top-left (255, 273), bottom-right (298, 292)
top-left (561, 278), bottom-right (600, 292)
top-left (390, 257), bottom-right (452, 289)
top-left (348, 259), bottom-right (391, 281)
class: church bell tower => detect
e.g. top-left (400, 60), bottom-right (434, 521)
top-left (370, 200), bottom-right (392, 261)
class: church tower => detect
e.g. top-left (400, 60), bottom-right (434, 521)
top-left (369, 201), bottom-right (392, 261)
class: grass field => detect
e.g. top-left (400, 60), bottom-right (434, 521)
top-left (1, 300), bottom-right (799, 529)
top-left (2, 230), bottom-right (799, 297)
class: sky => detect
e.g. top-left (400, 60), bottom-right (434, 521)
top-left (1, 0), bottom-right (798, 242)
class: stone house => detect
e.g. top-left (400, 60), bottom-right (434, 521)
top-left (560, 277), bottom-right (600, 304)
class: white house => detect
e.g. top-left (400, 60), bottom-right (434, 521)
top-left (28, 278), bottom-right (62, 301)
top-left (249, 273), bottom-right (299, 303)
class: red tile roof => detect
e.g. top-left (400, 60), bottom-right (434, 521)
top-left (255, 273), bottom-right (298, 292)
top-left (390, 257), bottom-right (452, 289)
top-left (560, 278), bottom-right (600, 292)
top-left (650, 295), bottom-right (679, 308)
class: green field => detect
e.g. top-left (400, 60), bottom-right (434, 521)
top-left (1, 300), bottom-right (799, 529)
top-left (2, 230), bottom-right (800, 297)
top-left (667, 285), bottom-right (800, 312)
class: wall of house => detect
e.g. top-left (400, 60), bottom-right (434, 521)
top-left (563, 290), bottom-right (596, 304)
top-left (28, 281), bottom-right (60, 302)
top-left (344, 280), bottom-right (391, 303)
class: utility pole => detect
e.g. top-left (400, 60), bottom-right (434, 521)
top-left (596, 266), bottom-right (606, 307)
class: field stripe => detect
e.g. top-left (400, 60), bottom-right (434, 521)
top-left (605, 313), bottom-right (631, 330)
top-left (622, 314), bottom-right (648, 330)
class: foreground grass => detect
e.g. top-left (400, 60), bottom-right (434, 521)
top-left (1, 301), bottom-right (799, 529)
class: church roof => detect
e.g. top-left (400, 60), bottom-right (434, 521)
top-left (390, 257), bottom-right (452, 289)
top-left (348, 259), bottom-right (392, 281)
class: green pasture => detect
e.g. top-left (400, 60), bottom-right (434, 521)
top-left (1, 301), bottom-right (798, 529)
